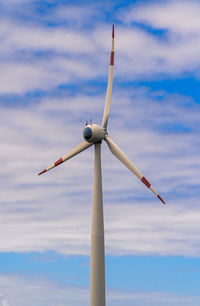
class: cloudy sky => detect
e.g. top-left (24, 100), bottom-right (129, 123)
top-left (1, 0), bottom-right (200, 305)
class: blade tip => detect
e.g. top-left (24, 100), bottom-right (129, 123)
top-left (158, 194), bottom-right (165, 205)
top-left (112, 24), bottom-right (114, 38)
top-left (38, 169), bottom-right (47, 176)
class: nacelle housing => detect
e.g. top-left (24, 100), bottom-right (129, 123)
top-left (83, 124), bottom-right (105, 143)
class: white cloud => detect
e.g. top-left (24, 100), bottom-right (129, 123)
top-left (0, 56), bottom-right (99, 94)
top-left (0, 274), bottom-right (88, 306)
top-left (9, 26), bottom-right (95, 54)
top-left (52, 3), bottom-right (104, 27)
top-left (0, 273), bottom-right (200, 306)
top-left (114, 26), bottom-right (200, 78)
top-left (0, 18), bottom-right (102, 93)
top-left (123, 0), bottom-right (200, 35)
top-left (0, 294), bottom-right (9, 306)
top-left (114, 1), bottom-right (200, 78)
top-left (2, 1), bottom-right (200, 94)
top-left (0, 15), bottom-right (107, 93)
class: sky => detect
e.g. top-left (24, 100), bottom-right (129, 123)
top-left (1, 0), bottom-right (200, 305)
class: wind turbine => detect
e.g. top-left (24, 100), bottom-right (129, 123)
top-left (38, 25), bottom-right (165, 306)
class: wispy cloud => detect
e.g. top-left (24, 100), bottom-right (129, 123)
top-left (122, 0), bottom-right (200, 35)
top-left (1, 1), bottom-right (200, 94)
top-left (117, 0), bottom-right (200, 77)
top-left (0, 273), bottom-right (200, 306)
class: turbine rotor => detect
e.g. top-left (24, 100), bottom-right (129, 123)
top-left (83, 124), bottom-right (106, 143)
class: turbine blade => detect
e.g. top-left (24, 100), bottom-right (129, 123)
top-left (102, 24), bottom-right (114, 130)
top-left (38, 140), bottom-right (92, 175)
top-left (105, 136), bottom-right (165, 204)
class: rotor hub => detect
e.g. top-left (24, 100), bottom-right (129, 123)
top-left (83, 124), bottom-right (106, 143)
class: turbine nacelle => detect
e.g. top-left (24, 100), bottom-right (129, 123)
top-left (83, 124), bottom-right (106, 143)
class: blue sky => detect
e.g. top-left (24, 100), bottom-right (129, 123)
top-left (1, 0), bottom-right (200, 305)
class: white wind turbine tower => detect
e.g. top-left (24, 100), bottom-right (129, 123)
top-left (38, 25), bottom-right (165, 306)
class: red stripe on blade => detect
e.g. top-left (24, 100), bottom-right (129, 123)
top-left (38, 169), bottom-right (47, 176)
top-left (110, 51), bottom-right (114, 65)
top-left (141, 176), bottom-right (151, 188)
top-left (54, 158), bottom-right (63, 167)
top-left (112, 24), bottom-right (114, 38)
top-left (158, 195), bottom-right (165, 205)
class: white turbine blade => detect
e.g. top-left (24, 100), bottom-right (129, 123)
top-left (38, 140), bottom-right (92, 175)
top-left (105, 136), bottom-right (165, 204)
top-left (102, 24), bottom-right (114, 130)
